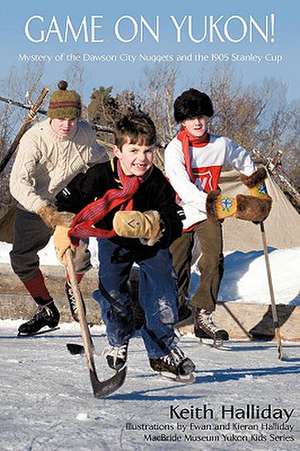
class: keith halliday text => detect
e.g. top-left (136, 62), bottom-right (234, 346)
top-left (169, 404), bottom-right (295, 423)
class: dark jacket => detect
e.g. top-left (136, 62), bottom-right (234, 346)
top-left (56, 158), bottom-right (184, 249)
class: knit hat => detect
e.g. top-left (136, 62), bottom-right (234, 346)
top-left (48, 80), bottom-right (81, 120)
top-left (174, 88), bottom-right (214, 123)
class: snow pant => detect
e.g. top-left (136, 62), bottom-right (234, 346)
top-left (169, 219), bottom-right (224, 313)
top-left (94, 239), bottom-right (179, 359)
top-left (10, 207), bottom-right (91, 303)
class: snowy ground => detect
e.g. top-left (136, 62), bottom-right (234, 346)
top-left (0, 321), bottom-right (299, 451)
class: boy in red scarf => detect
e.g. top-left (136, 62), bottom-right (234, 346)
top-left (165, 89), bottom-right (272, 344)
top-left (54, 112), bottom-right (195, 382)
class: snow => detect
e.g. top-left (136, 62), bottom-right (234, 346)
top-left (1, 240), bottom-right (299, 305)
top-left (0, 321), bottom-right (299, 450)
top-left (190, 247), bottom-right (300, 305)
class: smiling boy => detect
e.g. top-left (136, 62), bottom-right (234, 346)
top-left (54, 112), bottom-right (195, 381)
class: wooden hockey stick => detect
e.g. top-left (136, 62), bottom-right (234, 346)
top-left (64, 249), bottom-right (127, 397)
top-left (0, 87), bottom-right (49, 174)
top-left (260, 222), bottom-right (283, 360)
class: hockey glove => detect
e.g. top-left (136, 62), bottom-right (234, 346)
top-left (53, 225), bottom-right (74, 264)
top-left (37, 205), bottom-right (75, 230)
top-left (113, 210), bottom-right (163, 246)
top-left (206, 191), bottom-right (272, 222)
top-left (240, 167), bottom-right (269, 199)
top-left (240, 168), bottom-right (272, 222)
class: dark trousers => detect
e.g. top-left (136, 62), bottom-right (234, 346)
top-left (170, 219), bottom-right (224, 313)
top-left (10, 207), bottom-right (91, 281)
top-left (94, 239), bottom-right (179, 358)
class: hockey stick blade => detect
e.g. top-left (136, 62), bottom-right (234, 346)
top-left (66, 342), bottom-right (127, 396)
top-left (90, 365), bottom-right (127, 398)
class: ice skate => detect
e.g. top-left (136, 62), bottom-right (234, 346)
top-left (149, 346), bottom-right (195, 383)
top-left (18, 301), bottom-right (60, 336)
top-left (104, 342), bottom-right (129, 371)
top-left (194, 308), bottom-right (229, 349)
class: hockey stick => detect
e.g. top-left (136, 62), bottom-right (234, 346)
top-left (64, 249), bottom-right (127, 397)
top-left (259, 222), bottom-right (283, 360)
top-left (0, 88), bottom-right (49, 174)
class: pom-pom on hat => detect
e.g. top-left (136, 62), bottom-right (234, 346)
top-left (174, 88), bottom-right (214, 123)
top-left (48, 80), bottom-right (81, 120)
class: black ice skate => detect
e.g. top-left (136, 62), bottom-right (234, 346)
top-left (104, 342), bottom-right (129, 371)
top-left (18, 300), bottom-right (60, 336)
top-left (65, 280), bottom-right (86, 322)
top-left (194, 308), bottom-right (229, 347)
top-left (149, 346), bottom-right (195, 383)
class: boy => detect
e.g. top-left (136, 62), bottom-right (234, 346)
top-left (9, 81), bottom-right (107, 335)
top-left (165, 89), bottom-right (272, 343)
top-left (54, 112), bottom-right (195, 381)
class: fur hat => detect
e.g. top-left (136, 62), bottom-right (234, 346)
top-left (174, 88), bottom-right (214, 123)
top-left (48, 80), bottom-right (81, 120)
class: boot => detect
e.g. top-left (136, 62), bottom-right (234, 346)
top-left (65, 281), bottom-right (86, 322)
top-left (104, 342), bottom-right (129, 371)
top-left (18, 300), bottom-right (60, 336)
top-left (194, 308), bottom-right (229, 341)
top-left (149, 346), bottom-right (195, 377)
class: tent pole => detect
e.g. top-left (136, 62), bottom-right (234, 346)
top-left (259, 222), bottom-right (283, 360)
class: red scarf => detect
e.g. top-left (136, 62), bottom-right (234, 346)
top-left (69, 160), bottom-right (141, 240)
top-left (177, 127), bottom-right (209, 183)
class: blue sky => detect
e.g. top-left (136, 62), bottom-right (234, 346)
top-left (0, 0), bottom-right (299, 103)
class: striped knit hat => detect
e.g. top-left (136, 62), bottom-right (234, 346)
top-left (48, 80), bottom-right (81, 120)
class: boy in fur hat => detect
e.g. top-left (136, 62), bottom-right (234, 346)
top-left (53, 112), bottom-right (195, 381)
top-left (9, 81), bottom-right (107, 335)
top-left (165, 88), bottom-right (272, 343)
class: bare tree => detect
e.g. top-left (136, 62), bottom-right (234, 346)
top-left (63, 60), bottom-right (85, 97)
top-left (138, 64), bottom-right (178, 146)
top-left (0, 63), bottom-right (45, 161)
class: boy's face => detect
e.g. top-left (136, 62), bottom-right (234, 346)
top-left (113, 138), bottom-right (155, 177)
top-left (51, 118), bottom-right (78, 137)
top-left (182, 115), bottom-right (209, 138)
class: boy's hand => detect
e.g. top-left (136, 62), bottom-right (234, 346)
top-left (206, 191), bottom-right (272, 222)
top-left (113, 210), bottom-right (163, 246)
top-left (53, 225), bottom-right (74, 264)
top-left (37, 205), bottom-right (75, 230)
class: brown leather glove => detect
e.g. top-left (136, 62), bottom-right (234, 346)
top-left (113, 210), bottom-right (163, 246)
top-left (206, 191), bottom-right (272, 222)
top-left (37, 205), bottom-right (75, 230)
top-left (53, 225), bottom-right (74, 264)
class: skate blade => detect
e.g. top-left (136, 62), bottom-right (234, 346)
top-left (17, 326), bottom-right (60, 337)
top-left (199, 338), bottom-right (231, 351)
top-left (159, 371), bottom-right (195, 384)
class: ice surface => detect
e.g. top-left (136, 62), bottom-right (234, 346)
top-left (0, 321), bottom-right (299, 450)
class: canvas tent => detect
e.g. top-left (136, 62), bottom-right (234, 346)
top-left (219, 169), bottom-right (300, 252)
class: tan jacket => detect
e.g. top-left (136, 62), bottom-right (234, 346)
top-left (10, 118), bottom-right (108, 213)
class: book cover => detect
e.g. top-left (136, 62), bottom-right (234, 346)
top-left (0, 1), bottom-right (299, 450)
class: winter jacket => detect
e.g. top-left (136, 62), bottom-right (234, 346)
top-left (164, 134), bottom-right (256, 229)
top-left (56, 158), bottom-right (184, 249)
top-left (10, 118), bottom-right (108, 213)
